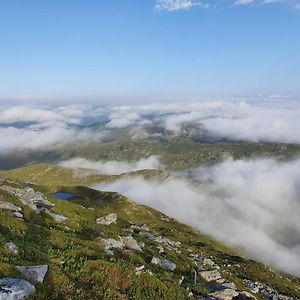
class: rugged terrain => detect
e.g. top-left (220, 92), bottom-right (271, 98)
top-left (0, 167), bottom-right (300, 299)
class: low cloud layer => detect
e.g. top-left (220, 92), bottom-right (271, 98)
top-left (1, 99), bottom-right (300, 155)
top-left (60, 156), bottom-right (162, 175)
top-left (94, 158), bottom-right (300, 277)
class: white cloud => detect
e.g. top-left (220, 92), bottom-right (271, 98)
top-left (234, 0), bottom-right (256, 5)
top-left (294, 3), bottom-right (300, 9)
top-left (60, 156), bottom-right (162, 175)
top-left (154, 0), bottom-right (209, 11)
top-left (94, 157), bottom-right (300, 277)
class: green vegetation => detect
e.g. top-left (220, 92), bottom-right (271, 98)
top-left (0, 183), bottom-right (299, 299)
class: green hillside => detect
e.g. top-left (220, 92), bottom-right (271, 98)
top-left (0, 179), bottom-right (299, 299)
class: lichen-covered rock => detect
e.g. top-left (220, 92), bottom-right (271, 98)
top-left (151, 257), bottom-right (176, 271)
top-left (198, 269), bottom-right (222, 282)
top-left (99, 238), bottom-right (124, 249)
top-left (210, 288), bottom-right (239, 300)
top-left (233, 291), bottom-right (257, 300)
top-left (0, 278), bottom-right (36, 300)
top-left (0, 185), bottom-right (54, 213)
top-left (0, 201), bottom-right (22, 212)
top-left (5, 242), bottom-right (18, 255)
top-left (96, 213), bottom-right (117, 225)
top-left (16, 265), bottom-right (48, 284)
top-left (120, 236), bottom-right (143, 252)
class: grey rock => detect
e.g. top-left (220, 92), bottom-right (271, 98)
top-left (99, 238), bottom-right (124, 249)
top-left (16, 265), bottom-right (48, 284)
top-left (233, 291), bottom-right (257, 300)
top-left (155, 236), bottom-right (181, 248)
top-left (222, 282), bottom-right (237, 290)
top-left (11, 212), bottom-right (23, 219)
top-left (157, 245), bottom-right (165, 254)
top-left (104, 249), bottom-right (115, 256)
top-left (45, 210), bottom-right (68, 223)
top-left (120, 236), bottom-right (143, 252)
top-left (96, 213), bottom-right (117, 225)
top-left (210, 288), bottom-right (239, 300)
top-left (5, 242), bottom-right (18, 255)
top-left (0, 201), bottom-right (22, 212)
top-left (130, 224), bottom-right (149, 232)
top-left (151, 257), bottom-right (176, 271)
top-left (139, 231), bottom-right (156, 241)
top-left (0, 186), bottom-right (54, 213)
top-left (199, 269), bottom-right (222, 282)
top-left (0, 278), bottom-right (36, 300)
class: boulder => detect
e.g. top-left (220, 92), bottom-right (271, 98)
top-left (0, 201), bottom-right (22, 212)
top-left (96, 213), bottom-right (117, 225)
top-left (210, 288), bottom-right (239, 300)
top-left (0, 278), bottom-right (36, 300)
top-left (16, 265), bottom-right (48, 284)
top-left (120, 236), bottom-right (143, 252)
top-left (5, 242), bottom-right (18, 255)
top-left (233, 291), bottom-right (257, 300)
top-left (199, 269), bottom-right (222, 282)
top-left (0, 186), bottom-right (54, 213)
top-left (151, 257), bottom-right (176, 271)
top-left (99, 238), bottom-right (124, 249)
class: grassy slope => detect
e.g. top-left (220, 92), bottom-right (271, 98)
top-left (1, 140), bottom-right (300, 171)
top-left (0, 181), bottom-right (300, 300)
top-left (0, 164), bottom-right (168, 186)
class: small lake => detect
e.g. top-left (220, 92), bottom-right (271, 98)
top-left (50, 192), bottom-right (76, 200)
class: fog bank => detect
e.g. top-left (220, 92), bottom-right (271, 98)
top-left (93, 158), bottom-right (300, 277)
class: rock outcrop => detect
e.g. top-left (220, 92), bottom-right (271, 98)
top-left (96, 213), bottom-right (117, 225)
top-left (0, 278), bottom-right (36, 300)
top-left (0, 201), bottom-right (22, 212)
top-left (120, 236), bottom-right (143, 252)
top-left (16, 265), bottom-right (48, 284)
top-left (151, 257), bottom-right (176, 271)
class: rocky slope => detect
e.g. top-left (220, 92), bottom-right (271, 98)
top-left (0, 178), bottom-right (299, 299)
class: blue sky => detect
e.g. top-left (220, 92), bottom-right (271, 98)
top-left (0, 0), bottom-right (300, 102)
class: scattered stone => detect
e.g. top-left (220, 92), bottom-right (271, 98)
top-left (179, 276), bottom-right (185, 285)
top-left (131, 224), bottom-right (149, 232)
top-left (203, 258), bottom-right (215, 266)
top-left (151, 257), bottom-right (176, 271)
top-left (96, 213), bottom-right (117, 225)
top-left (135, 265), bottom-right (145, 272)
top-left (222, 282), bottom-right (236, 290)
top-left (45, 210), bottom-right (68, 223)
top-left (0, 201), bottom-right (22, 212)
top-left (16, 265), bottom-right (48, 284)
top-left (120, 236), bottom-right (143, 252)
top-left (139, 231), bottom-right (156, 241)
top-left (5, 242), bottom-right (18, 255)
top-left (157, 245), bottom-right (164, 254)
top-left (155, 236), bottom-right (181, 248)
top-left (99, 238), bottom-right (124, 249)
top-left (11, 212), bottom-right (23, 219)
top-left (233, 291), bottom-right (257, 300)
top-left (0, 278), bottom-right (36, 300)
top-left (210, 288), bottom-right (239, 300)
top-left (104, 249), bottom-right (115, 256)
top-left (198, 269), bottom-right (222, 282)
